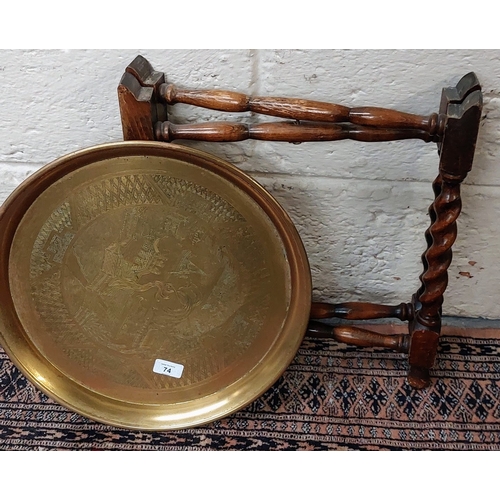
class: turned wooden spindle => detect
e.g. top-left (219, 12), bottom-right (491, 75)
top-left (310, 301), bottom-right (414, 321)
top-left (306, 321), bottom-right (409, 353)
top-left (159, 83), bottom-right (445, 139)
top-left (155, 121), bottom-right (434, 143)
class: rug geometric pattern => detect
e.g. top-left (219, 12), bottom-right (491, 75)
top-left (2, 336), bottom-right (500, 450)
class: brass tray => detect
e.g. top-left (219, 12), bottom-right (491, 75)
top-left (0, 142), bottom-right (311, 430)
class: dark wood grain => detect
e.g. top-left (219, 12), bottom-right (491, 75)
top-left (310, 301), bottom-right (413, 321)
top-left (306, 321), bottom-right (409, 353)
top-left (418, 180), bottom-right (461, 328)
top-left (155, 120), bottom-right (434, 143)
top-left (159, 83), bottom-right (444, 138)
top-left (161, 83), bottom-right (351, 122)
top-left (117, 72), bottom-right (157, 141)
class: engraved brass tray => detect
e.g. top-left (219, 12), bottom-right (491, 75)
top-left (0, 142), bottom-right (311, 430)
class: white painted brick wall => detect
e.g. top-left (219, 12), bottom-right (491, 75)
top-left (1, 49), bottom-right (499, 318)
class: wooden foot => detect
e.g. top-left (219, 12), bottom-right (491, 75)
top-left (407, 366), bottom-right (431, 389)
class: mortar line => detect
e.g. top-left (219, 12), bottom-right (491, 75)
top-left (244, 170), bottom-right (500, 189)
top-left (248, 49), bottom-right (261, 96)
top-left (0, 162), bottom-right (498, 190)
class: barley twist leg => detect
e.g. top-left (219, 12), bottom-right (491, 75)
top-left (408, 179), bottom-right (462, 388)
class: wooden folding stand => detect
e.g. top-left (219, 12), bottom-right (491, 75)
top-left (117, 55), bottom-right (482, 389)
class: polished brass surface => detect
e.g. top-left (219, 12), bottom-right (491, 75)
top-left (0, 142), bottom-right (311, 430)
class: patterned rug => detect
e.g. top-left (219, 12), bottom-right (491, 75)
top-left (1, 333), bottom-right (500, 450)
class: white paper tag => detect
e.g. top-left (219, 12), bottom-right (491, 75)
top-left (153, 358), bottom-right (184, 379)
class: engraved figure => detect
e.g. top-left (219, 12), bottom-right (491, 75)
top-left (28, 173), bottom-right (274, 388)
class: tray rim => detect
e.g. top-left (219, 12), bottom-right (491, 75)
top-left (0, 141), bottom-right (311, 430)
